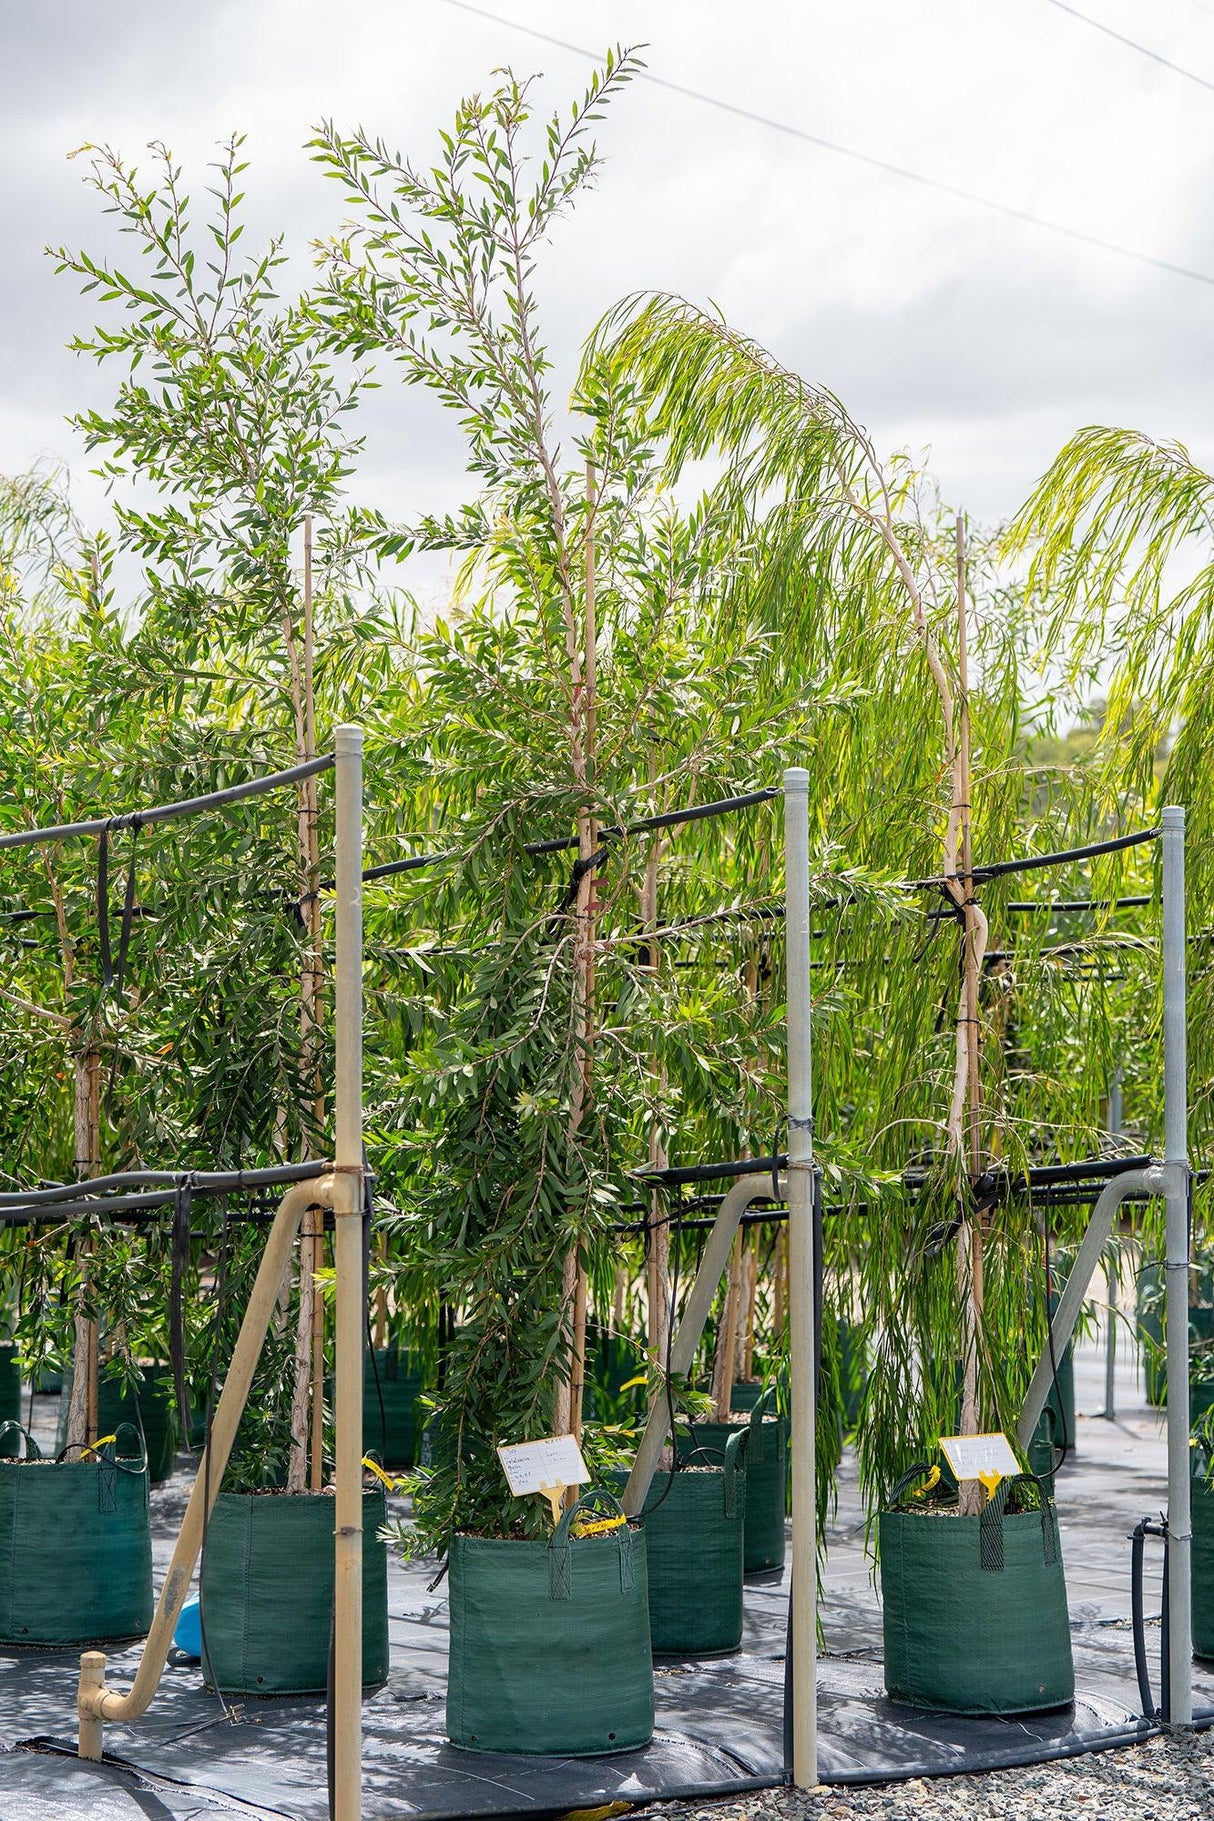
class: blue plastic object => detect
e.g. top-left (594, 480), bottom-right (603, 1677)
top-left (173, 1593), bottom-right (202, 1659)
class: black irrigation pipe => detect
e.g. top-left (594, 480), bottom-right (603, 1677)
top-left (936, 825), bottom-right (1160, 887)
top-left (1005, 896), bottom-right (1153, 914)
top-left (360, 786), bottom-right (783, 882)
top-left (0, 1159), bottom-right (331, 1209)
top-left (0, 755), bottom-right (334, 854)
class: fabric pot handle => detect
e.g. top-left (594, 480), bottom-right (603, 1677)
top-left (750, 1383), bottom-right (785, 1465)
top-left (723, 1423), bottom-right (749, 1518)
top-left (0, 1420), bottom-right (39, 1461)
top-left (978, 1476), bottom-right (1060, 1572)
top-left (547, 1488), bottom-right (631, 1602)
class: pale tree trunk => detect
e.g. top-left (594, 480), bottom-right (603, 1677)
top-left (554, 465), bottom-right (598, 1455)
top-left (287, 519), bottom-right (327, 1495)
top-left (953, 517), bottom-right (986, 1509)
top-left (741, 1238), bottom-right (758, 1381)
top-left (67, 1043), bottom-right (101, 1447)
top-left (712, 1233), bottom-right (745, 1420)
top-left (640, 833), bottom-right (671, 1374)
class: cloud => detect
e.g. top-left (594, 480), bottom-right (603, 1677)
top-left (1, 0), bottom-right (1212, 559)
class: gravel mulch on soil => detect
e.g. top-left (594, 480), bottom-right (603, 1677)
top-left (621, 1729), bottom-right (1214, 1821)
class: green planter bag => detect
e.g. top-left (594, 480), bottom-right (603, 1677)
top-left (881, 1484), bottom-right (1073, 1714)
top-left (0, 1346), bottom-right (21, 1448)
top-left (446, 1488), bottom-right (654, 1755)
top-left (1191, 1454), bottom-right (1214, 1658)
top-left (363, 1347), bottom-right (425, 1468)
top-left (1137, 1263), bottom-right (1214, 1413)
top-left (200, 1486), bottom-right (389, 1695)
top-left (0, 1421), bottom-right (153, 1647)
top-left (58, 1362), bottom-right (178, 1484)
top-left (687, 1385), bottom-right (787, 1574)
top-left (617, 1431), bottom-right (748, 1656)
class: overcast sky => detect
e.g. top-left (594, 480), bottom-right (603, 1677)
top-left (3, 0), bottom-right (1213, 605)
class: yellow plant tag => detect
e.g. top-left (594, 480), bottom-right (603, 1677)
top-left (361, 1456), bottom-right (407, 1495)
top-left (570, 1514), bottom-right (626, 1539)
top-left (79, 1434), bottom-right (119, 1460)
top-left (978, 1469), bottom-right (1003, 1500)
top-left (911, 1465), bottom-right (941, 1498)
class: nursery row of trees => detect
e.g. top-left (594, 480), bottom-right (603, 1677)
top-left (0, 49), bottom-right (1208, 1548)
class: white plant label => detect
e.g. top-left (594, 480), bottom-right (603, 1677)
top-left (938, 1431), bottom-right (1021, 1486)
top-left (496, 1433), bottom-right (589, 1499)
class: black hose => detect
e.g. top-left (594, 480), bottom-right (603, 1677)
top-left (1131, 1515), bottom-right (1168, 1721)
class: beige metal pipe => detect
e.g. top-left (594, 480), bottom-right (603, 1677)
top-left (78, 1173), bottom-right (336, 1758)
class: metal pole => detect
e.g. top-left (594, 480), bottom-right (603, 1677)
top-left (784, 767), bottom-right (817, 1788)
top-left (333, 727), bottom-right (365, 1820)
top-left (1162, 804), bottom-right (1192, 1726)
top-left (1105, 1071), bottom-right (1123, 1421)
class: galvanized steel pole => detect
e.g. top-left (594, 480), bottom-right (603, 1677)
top-left (1162, 805), bottom-right (1192, 1725)
top-left (333, 727), bottom-right (365, 1818)
top-left (784, 768), bottom-right (817, 1787)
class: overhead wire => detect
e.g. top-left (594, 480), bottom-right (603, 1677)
top-left (436, 0), bottom-right (1214, 288)
top-left (1041, 0), bottom-right (1214, 95)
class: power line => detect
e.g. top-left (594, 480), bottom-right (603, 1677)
top-left (437, 0), bottom-right (1214, 289)
top-left (1043, 0), bottom-right (1214, 94)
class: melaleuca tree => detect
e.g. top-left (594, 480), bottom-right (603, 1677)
top-left (310, 57), bottom-right (870, 1545)
top-left (47, 139), bottom-right (414, 1484)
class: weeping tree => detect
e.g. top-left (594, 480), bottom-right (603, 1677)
top-left (588, 295), bottom-right (1141, 1513)
top-left (1010, 427), bottom-right (1214, 1163)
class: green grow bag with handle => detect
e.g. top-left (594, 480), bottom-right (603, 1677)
top-left (610, 1428), bottom-right (748, 1656)
top-left (200, 1485), bottom-right (389, 1695)
top-left (881, 1478), bottom-right (1073, 1714)
top-left (57, 1362), bottom-right (178, 1484)
top-left (1190, 1451), bottom-right (1214, 1657)
top-left (687, 1384), bottom-right (787, 1574)
top-left (446, 1488), bottom-right (654, 1755)
top-left (0, 1346), bottom-right (21, 1451)
top-left (0, 1421), bottom-right (153, 1647)
top-left (362, 1346), bottom-right (425, 1468)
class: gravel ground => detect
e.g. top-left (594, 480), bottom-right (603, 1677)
top-left (624, 1729), bottom-right (1214, 1821)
